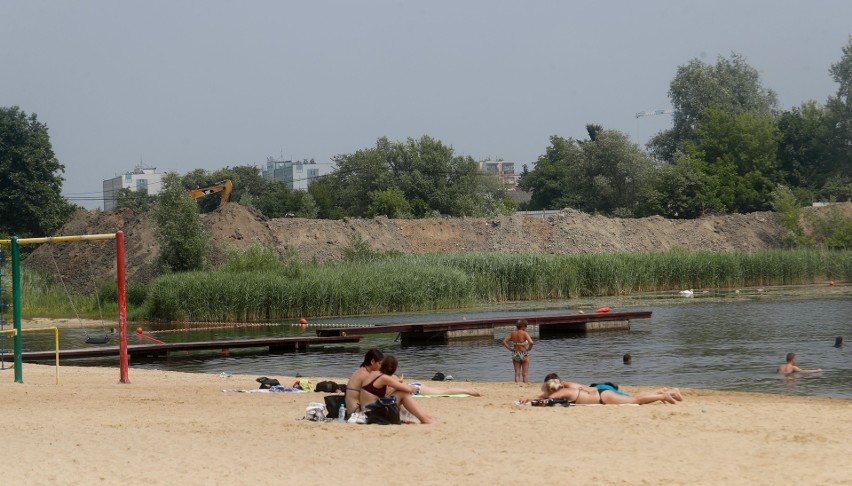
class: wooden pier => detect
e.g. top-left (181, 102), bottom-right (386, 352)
top-left (0, 335), bottom-right (362, 362)
top-left (316, 311), bottom-right (652, 343)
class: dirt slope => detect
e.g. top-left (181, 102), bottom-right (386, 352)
top-left (21, 202), bottom-right (850, 292)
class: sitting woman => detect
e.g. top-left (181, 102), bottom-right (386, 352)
top-left (345, 348), bottom-right (384, 414)
top-left (359, 355), bottom-right (440, 424)
top-left (523, 376), bottom-right (683, 405)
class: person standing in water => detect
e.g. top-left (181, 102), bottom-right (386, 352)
top-left (777, 353), bottom-right (822, 374)
top-left (503, 319), bottom-right (534, 383)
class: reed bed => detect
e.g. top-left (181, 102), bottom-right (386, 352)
top-left (138, 248), bottom-right (851, 321)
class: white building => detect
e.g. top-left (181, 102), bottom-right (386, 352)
top-left (102, 164), bottom-right (163, 211)
top-left (262, 157), bottom-right (334, 190)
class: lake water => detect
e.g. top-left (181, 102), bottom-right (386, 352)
top-left (3, 285), bottom-right (850, 399)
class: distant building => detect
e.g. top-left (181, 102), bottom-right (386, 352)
top-left (262, 157), bottom-right (334, 190)
top-left (102, 164), bottom-right (163, 211)
top-left (478, 158), bottom-right (519, 191)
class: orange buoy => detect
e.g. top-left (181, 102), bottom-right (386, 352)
top-left (299, 318), bottom-right (307, 324)
top-left (596, 307), bottom-right (611, 313)
top-left (136, 327), bottom-right (143, 334)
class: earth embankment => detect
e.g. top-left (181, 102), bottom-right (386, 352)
top-left (21, 202), bottom-right (851, 292)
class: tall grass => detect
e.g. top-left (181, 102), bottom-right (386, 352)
top-left (137, 248), bottom-right (852, 322)
top-left (3, 271), bottom-right (120, 319)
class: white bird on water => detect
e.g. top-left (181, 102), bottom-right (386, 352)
top-left (679, 289), bottom-right (694, 297)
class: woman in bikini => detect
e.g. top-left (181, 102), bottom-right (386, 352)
top-left (502, 319), bottom-right (534, 383)
top-left (359, 355), bottom-right (440, 424)
top-left (524, 377), bottom-right (683, 405)
top-left (345, 348), bottom-right (384, 414)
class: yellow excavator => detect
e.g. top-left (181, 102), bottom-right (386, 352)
top-left (187, 179), bottom-right (233, 206)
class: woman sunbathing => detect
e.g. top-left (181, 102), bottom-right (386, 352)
top-left (522, 377), bottom-right (683, 405)
top-left (359, 355), bottom-right (440, 424)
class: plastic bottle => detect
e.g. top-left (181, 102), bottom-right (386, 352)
top-left (338, 403), bottom-right (346, 423)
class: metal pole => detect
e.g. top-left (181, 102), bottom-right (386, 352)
top-left (116, 231), bottom-right (129, 383)
top-left (11, 237), bottom-right (22, 383)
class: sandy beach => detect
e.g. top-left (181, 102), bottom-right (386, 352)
top-left (2, 362), bottom-right (850, 486)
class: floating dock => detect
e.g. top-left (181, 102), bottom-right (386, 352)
top-left (0, 335), bottom-right (362, 362)
top-left (316, 311), bottom-right (652, 343)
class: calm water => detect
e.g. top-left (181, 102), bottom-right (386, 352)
top-left (3, 286), bottom-right (850, 399)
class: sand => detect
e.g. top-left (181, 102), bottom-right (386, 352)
top-left (2, 363), bottom-right (850, 486)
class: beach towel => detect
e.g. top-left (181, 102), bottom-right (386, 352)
top-left (223, 386), bottom-right (307, 393)
top-left (412, 393), bottom-right (470, 398)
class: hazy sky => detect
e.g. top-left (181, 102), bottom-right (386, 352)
top-left (2, 1), bottom-right (850, 209)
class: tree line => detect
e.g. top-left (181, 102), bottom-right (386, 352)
top-left (2, 39), bottom-right (850, 246)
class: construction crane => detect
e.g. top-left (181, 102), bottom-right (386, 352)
top-left (635, 109), bottom-right (675, 119)
top-left (187, 179), bottom-right (233, 206)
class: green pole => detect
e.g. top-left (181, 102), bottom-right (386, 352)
top-left (11, 237), bottom-right (22, 383)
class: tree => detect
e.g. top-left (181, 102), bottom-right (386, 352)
top-left (152, 173), bottom-right (209, 273)
top-left (0, 106), bottom-right (76, 238)
top-left (776, 101), bottom-right (832, 194)
top-left (519, 128), bottom-right (658, 217)
top-left (517, 136), bottom-right (583, 210)
top-left (687, 108), bottom-right (781, 213)
top-left (253, 181), bottom-right (293, 218)
top-left (824, 36), bottom-right (852, 201)
top-left (115, 187), bottom-right (154, 212)
top-left (576, 129), bottom-right (658, 217)
top-left (649, 53), bottom-right (778, 161)
top-left (368, 188), bottom-right (411, 218)
top-left (653, 153), bottom-right (723, 218)
top-left (331, 135), bottom-right (502, 217)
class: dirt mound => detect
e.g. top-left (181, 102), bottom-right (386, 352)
top-left (21, 202), bottom-right (850, 292)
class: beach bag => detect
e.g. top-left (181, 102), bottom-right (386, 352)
top-left (432, 372), bottom-right (445, 381)
top-left (304, 402), bottom-right (326, 421)
top-left (315, 380), bottom-right (345, 393)
top-left (324, 394), bottom-right (347, 419)
top-left (256, 377), bottom-right (281, 389)
top-left (365, 396), bottom-right (401, 425)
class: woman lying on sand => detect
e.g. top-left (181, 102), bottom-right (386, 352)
top-left (360, 355), bottom-right (441, 424)
top-left (521, 376), bottom-right (683, 405)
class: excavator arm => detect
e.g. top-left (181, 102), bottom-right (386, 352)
top-left (187, 179), bottom-right (233, 206)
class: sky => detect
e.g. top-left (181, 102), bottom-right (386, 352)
top-left (2, 1), bottom-right (850, 209)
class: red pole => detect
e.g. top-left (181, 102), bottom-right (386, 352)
top-left (116, 231), bottom-right (130, 383)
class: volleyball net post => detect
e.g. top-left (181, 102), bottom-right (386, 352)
top-left (1, 231), bottom-right (128, 384)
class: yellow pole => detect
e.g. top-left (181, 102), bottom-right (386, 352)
top-left (0, 233), bottom-right (117, 245)
top-left (5, 327), bottom-right (61, 385)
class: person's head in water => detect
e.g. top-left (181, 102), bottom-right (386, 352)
top-left (623, 353), bottom-right (632, 365)
top-left (835, 337), bottom-right (844, 348)
top-left (786, 352), bottom-right (796, 364)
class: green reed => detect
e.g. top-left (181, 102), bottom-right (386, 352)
top-left (135, 248), bottom-right (850, 321)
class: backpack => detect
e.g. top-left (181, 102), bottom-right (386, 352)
top-left (432, 372), bottom-right (445, 381)
top-left (315, 380), bottom-right (346, 393)
top-left (256, 377), bottom-right (281, 389)
top-left (365, 396), bottom-right (401, 425)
